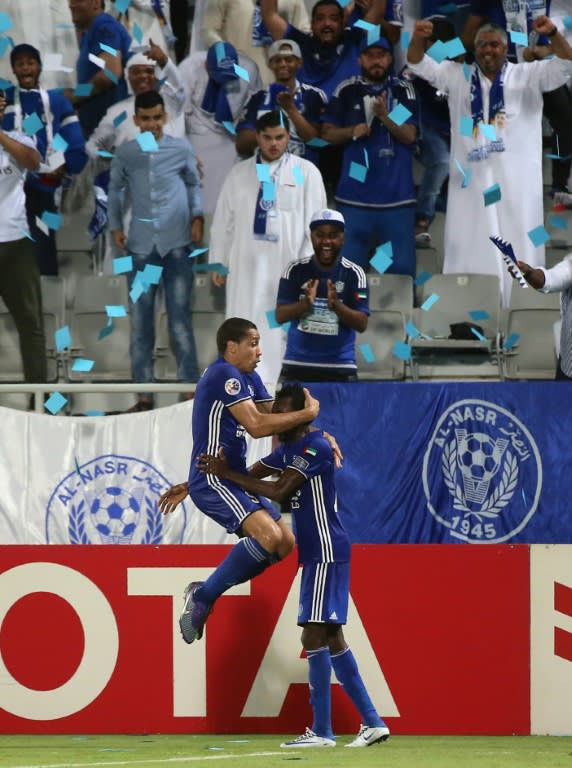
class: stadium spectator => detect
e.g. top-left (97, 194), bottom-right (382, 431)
top-left (178, 42), bottom-right (262, 219)
top-left (321, 37), bottom-right (418, 276)
top-left (107, 91), bottom-right (203, 412)
top-left (407, 17), bottom-right (572, 305)
top-left (197, 382), bottom-right (390, 749)
top-left (0, 94), bottom-right (47, 406)
top-left (402, 16), bottom-right (457, 247)
top-left (65, 0), bottom-right (132, 139)
top-left (276, 209), bottom-right (370, 382)
top-left (236, 39), bottom-right (326, 167)
top-left (4, 44), bottom-right (88, 276)
top-left (462, 0), bottom-right (572, 202)
top-left (208, 110), bottom-right (326, 386)
top-left (200, 0), bottom-right (310, 85)
top-left (516, 254), bottom-right (572, 381)
top-left (157, 318), bottom-right (319, 644)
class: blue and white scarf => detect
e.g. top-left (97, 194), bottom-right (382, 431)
top-left (201, 43), bottom-right (239, 125)
top-left (252, 0), bottom-right (273, 47)
top-left (470, 62), bottom-right (507, 130)
top-left (253, 152), bottom-right (291, 242)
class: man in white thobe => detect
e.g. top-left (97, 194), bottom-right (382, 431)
top-left (208, 110), bottom-right (326, 386)
top-left (407, 16), bottom-right (572, 306)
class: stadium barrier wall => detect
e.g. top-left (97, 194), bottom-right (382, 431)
top-left (3, 543), bottom-right (559, 736)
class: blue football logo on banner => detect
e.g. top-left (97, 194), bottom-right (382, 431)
top-left (422, 400), bottom-right (542, 543)
top-left (45, 455), bottom-right (188, 544)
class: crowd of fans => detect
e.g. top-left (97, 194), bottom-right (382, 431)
top-left (0, 0), bottom-right (571, 411)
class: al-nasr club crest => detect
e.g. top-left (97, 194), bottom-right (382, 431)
top-left (422, 400), bottom-right (542, 543)
top-left (45, 455), bottom-right (188, 544)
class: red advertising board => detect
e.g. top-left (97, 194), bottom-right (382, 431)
top-left (0, 545), bottom-right (529, 734)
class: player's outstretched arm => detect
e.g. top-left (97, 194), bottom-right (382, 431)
top-left (158, 482), bottom-right (189, 515)
top-left (229, 388), bottom-right (319, 439)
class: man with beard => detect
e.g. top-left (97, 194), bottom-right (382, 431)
top-left (407, 16), bottom-right (572, 305)
top-left (276, 209), bottom-right (369, 382)
top-left (321, 37), bottom-right (417, 276)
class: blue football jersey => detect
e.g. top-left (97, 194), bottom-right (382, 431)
top-left (260, 431), bottom-right (351, 564)
top-left (188, 357), bottom-right (273, 489)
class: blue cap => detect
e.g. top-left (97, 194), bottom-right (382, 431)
top-left (359, 36), bottom-right (392, 54)
top-left (10, 44), bottom-right (42, 68)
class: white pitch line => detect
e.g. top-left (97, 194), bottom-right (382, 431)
top-left (11, 751), bottom-right (293, 768)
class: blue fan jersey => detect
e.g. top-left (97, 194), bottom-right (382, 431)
top-left (277, 255), bottom-right (369, 370)
top-left (260, 431), bottom-right (351, 564)
top-left (188, 357), bottom-right (273, 489)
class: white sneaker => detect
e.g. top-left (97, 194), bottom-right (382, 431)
top-left (280, 728), bottom-right (336, 748)
top-left (345, 723), bottom-right (390, 747)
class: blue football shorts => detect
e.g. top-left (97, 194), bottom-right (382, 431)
top-left (298, 561), bottom-right (350, 626)
top-left (190, 476), bottom-right (279, 534)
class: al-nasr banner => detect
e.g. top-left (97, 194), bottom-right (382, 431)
top-left (308, 381), bottom-right (572, 545)
top-left (0, 382), bottom-right (570, 545)
top-left (0, 403), bottom-right (270, 545)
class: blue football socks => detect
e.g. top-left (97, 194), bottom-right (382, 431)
top-left (331, 647), bottom-right (385, 728)
top-left (197, 537), bottom-right (278, 605)
top-left (307, 646), bottom-right (335, 739)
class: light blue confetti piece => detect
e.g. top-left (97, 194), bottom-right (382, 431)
top-left (256, 163), bottom-right (271, 183)
top-left (0, 38), bottom-right (12, 58)
top-left (504, 332), bottom-right (520, 351)
top-left (0, 12), bottom-right (13, 34)
top-left (262, 181), bottom-right (275, 201)
top-left (84, 409), bottom-right (105, 417)
top-left (22, 112), bottom-right (43, 136)
top-left (97, 150), bottom-right (114, 158)
top-left (463, 61), bottom-right (471, 82)
top-left (55, 325), bottom-right (72, 352)
top-left (136, 217), bottom-right (155, 222)
top-left (421, 293), bottom-right (440, 311)
top-left (106, 304), bottom-right (128, 318)
top-left (99, 42), bottom-right (118, 56)
top-left (349, 161), bottom-right (367, 183)
top-left (483, 183), bottom-right (501, 207)
top-left (142, 263), bottom-right (163, 284)
top-left (527, 225), bottom-right (550, 247)
top-left (45, 392), bottom-right (67, 415)
top-left (222, 120), bottom-right (236, 135)
top-left (367, 25), bottom-right (381, 45)
top-left (233, 63), bottom-right (250, 81)
top-left (306, 137), bottom-right (329, 148)
top-left (266, 309), bottom-right (281, 329)
top-left (130, 282), bottom-right (145, 303)
top-left (437, 2), bottom-right (459, 12)
top-left (427, 40), bottom-right (446, 62)
top-left (51, 133), bottom-right (69, 153)
top-left (548, 214), bottom-right (568, 230)
top-left (388, 103), bottom-right (412, 127)
top-left (98, 319), bottom-right (114, 340)
top-left (393, 340), bottom-right (412, 361)
top-left (215, 41), bottom-right (226, 63)
top-left (443, 37), bottom-right (465, 58)
top-left (72, 358), bottom-right (95, 373)
top-left (459, 115), bottom-right (473, 138)
top-left (359, 343), bottom-right (376, 363)
top-left (114, 0), bottom-right (132, 12)
top-left (292, 165), bottom-right (304, 185)
top-left (469, 309), bottom-right (490, 321)
top-left (74, 82), bottom-right (94, 98)
top-left (104, 68), bottom-right (118, 84)
top-left (353, 19), bottom-right (377, 31)
top-left (369, 248), bottom-right (393, 275)
top-left (0, 78), bottom-right (14, 89)
top-left (113, 255), bottom-right (133, 275)
top-left (188, 247), bottom-right (208, 259)
top-left (509, 30), bottom-right (528, 46)
top-left (414, 271), bottom-right (432, 286)
top-left (363, 148), bottom-right (369, 168)
top-left (137, 131), bottom-right (159, 152)
top-left (41, 211), bottom-right (62, 231)
top-left (18, 227), bottom-right (35, 241)
top-left (479, 122), bottom-right (496, 141)
top-left (132, 270), bottom-right (151, 291)
top-left (470, 326), bottom-right (486, 341)
top-left (113, 110), bottom-right (128, 127)
top-left (191, 262), bottom-right (229, 275)
top-left (132, 21), bottom-right (143, 43)
top-left (405, 320), bottom-right (420, 339)
top-left (564, 16), bottom-right (572, 30)
top-left (400, 30), bottom-right (411, 49)
top-left (338, 0), bottom-right (352, 7)
top-left (461, 166), bottom-right (472, 189)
